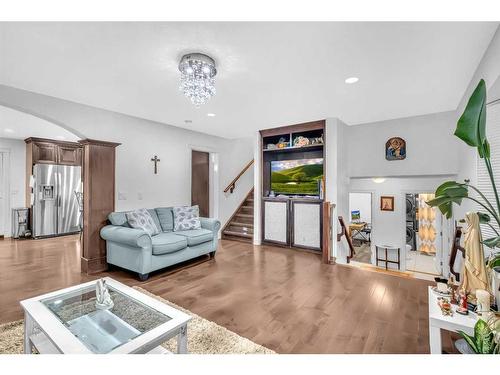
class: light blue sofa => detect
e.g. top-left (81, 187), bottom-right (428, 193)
top-left (100, 208), bottom-right (221, 281)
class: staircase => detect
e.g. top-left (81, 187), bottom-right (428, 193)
top-left (222, 188), bottom-right (254, 243)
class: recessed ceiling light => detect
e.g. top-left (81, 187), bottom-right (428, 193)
top-left (4, 128), bottom-right (14, 133)
top-left (345, 77), bottom-right (359, 84)
top-left (207, 113), bottom-right (216, 117)
top-left (372, 177), bottom-right (386, 184)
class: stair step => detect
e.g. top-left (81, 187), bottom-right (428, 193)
top-left (231, 221), bottom-right (254, 228)
top-left (223, 230), bottom-right (253, 239)
top-left (227, 225), bottom-right (253, 234)
top-left (222, 234), bottom-right (253, 244)
top-left (241, 205), bottom-right (253, 210)
top-left (235, 213), bottom-right (253, 218)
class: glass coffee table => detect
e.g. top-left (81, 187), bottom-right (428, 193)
top-left (20, 277), bottom-right (191, 354)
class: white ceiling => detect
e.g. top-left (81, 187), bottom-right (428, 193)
top-left (0, 105), bottom-right (80, 141)
top-left (0, 22), bottom-right (497, 138)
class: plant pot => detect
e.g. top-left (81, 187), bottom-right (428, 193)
top-left (454, 338), bottom-right (476, 354)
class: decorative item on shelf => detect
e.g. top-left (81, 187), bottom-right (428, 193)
top-left (310, 134), bottom-right (324, 145)
top-left (385, 137), bottom-right (406, 160)
top-left (293, 136), bottom-right (310, 148)
top-left (266, 144), bottom-right (277, 150)
top-left (457, 288), bottom-right (469, 315)
top-left (380, 196), bottom-right (394, 211)
top-left (276, 137), bottom-right (288, 149)
top-left (449, 276), bottom-right (458, 305)
top-left (437, 297), bottom-right (453, 316)
top-left (95, 279), bottom-right (114, 310)
top-left (476, 289), bottom-right (492, 318)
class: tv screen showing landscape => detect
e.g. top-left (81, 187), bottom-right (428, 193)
top-left (270, 158), bottom-right (323, 195)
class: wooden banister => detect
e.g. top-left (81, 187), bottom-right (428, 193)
top-left (224, 159), bottom-right (254, 193)
top-left (338, 216), bottom-right (355, 263)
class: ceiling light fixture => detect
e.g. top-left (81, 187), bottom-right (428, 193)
top-left (4, 128), bottom-right (14, 133)
top-left (207, 113), bottom-right (216, 117)
top-left (179, 53), bottom-right (217, 106)
top-left (372, 177), bottom-right (386, 184)
top-left (345, 77), bottom-right (359, 84)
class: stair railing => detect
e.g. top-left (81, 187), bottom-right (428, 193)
top-left (224, 159), bottom-right (254, 193)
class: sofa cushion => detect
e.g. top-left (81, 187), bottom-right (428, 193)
top-left (147, 209), bottom-right (162, 233)
top-left (155, 207), bottom-right (174, 232)
top-left (173, 205), bottom-right (201, 231)
top-left (174, 228), bottom-right (213, 246)
top-left (126, 208), bottom-right (161, 236)
top-left (151, 232), bottom-right (188, 255)
top-left (108, 212), bottom-right (131, 227)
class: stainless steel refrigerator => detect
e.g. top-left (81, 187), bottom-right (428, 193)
top-left (32, 164), bottom-right (82, 238)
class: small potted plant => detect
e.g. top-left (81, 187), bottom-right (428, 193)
top-left (456, 314), bottom-right (500, 354)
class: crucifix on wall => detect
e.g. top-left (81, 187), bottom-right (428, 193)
top-left (151, 155), bottom-right (160, 174)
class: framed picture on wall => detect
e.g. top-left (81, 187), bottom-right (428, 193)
top-left (380, 196), bottom-right (394, 211)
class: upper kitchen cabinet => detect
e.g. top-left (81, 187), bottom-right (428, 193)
top-left (25, 138), bottom-right (83, 167)
top-left (57, 145), bottom-right (82, 166)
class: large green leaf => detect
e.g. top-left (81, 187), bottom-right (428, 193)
top-left (427, 181), bottom-right (468, 219)
top-left (459, 331), bottom-right (479, 353)
top-left (477, 212), bottom-right (490, 223)
top-left (482, 236), bottom-right (500, 248)
top-left (455, 79), bottom-right (488, 158)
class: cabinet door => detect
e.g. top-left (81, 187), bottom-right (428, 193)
top-left (263, 200), bottom-right (288, 245)
top-left (292, 202), bottom-right (321, 250)
top-left (33, 142), bottom-right (57, 164)
top-left (58, 146), bottom-right (82, 166)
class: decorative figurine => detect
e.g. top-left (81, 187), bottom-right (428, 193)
top-left (293, 136), bottom-right (310, 148)
top-left (437, 297), bottom-right (453, 316)
top-left (95, 279), bottom-right (114, 310)
top-left (457, 288), bottom-right (469, 315)
top-left (276, 137), bottom-right (288, 149)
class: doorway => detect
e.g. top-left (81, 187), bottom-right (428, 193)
top-left (191, 150), bottom-right (210, 217)
top-left (348, 192), bottom-right (373, 264)
top-left (405, 192), bottom-right (444, 276)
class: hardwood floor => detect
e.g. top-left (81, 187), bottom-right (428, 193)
top-left (0, 235), bottom-right (457, 353)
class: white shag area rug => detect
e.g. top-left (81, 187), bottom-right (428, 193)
top-left (0, 286), bottom-right (275, 354)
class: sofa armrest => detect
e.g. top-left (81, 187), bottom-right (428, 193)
top-left (100, 225), bottom-right (152, 248)
top-left (200, 217), bottom-right (221, 233)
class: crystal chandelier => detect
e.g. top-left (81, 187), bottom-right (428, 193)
top-left (178, 53), bottom-right (217, 106)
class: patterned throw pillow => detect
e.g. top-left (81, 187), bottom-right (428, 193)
top-left (126, 208), bottom-right (161, 236)
top-left (173, 205), bottom-right (201, 231)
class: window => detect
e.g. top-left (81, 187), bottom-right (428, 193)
top-left (476, 101), bottom-right (500, 242)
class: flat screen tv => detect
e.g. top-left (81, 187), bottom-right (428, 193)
top-left (270, 158), bottom-right (323, 195)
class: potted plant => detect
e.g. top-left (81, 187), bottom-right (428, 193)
top-left (457, 315), bottom-right (500, 354)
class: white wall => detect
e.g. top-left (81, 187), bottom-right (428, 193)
top-left (348, 192), bottom-right (372, 223)
top-left (0, 138), bottom-right (25, 236)
top-left (0, 85), bottom-right (253, 229)
top-left (349, 176), bottom-right (456, 270)
top-left (346, 111), bottom-right (460, 178)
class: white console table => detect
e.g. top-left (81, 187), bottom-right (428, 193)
top-left (428, 286), bottom-right (476, 354)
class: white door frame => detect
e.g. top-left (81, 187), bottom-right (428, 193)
top-left (188, 145), bottom-right (219, 220)
top-left (0, 148), bottom-right (11, 237)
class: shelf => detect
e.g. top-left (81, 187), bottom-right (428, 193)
top-left (263, 143), bottom-right (324, 153)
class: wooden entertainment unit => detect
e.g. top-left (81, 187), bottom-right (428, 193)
top-left (260, 120), bottom-right (326, 253)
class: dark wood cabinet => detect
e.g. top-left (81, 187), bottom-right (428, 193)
top-left (58, 145), bottom-right (82, 166)
top-left (32, 141), bottom-right (57, 164)
top-left (25, 138), bottom-right (83, 167)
